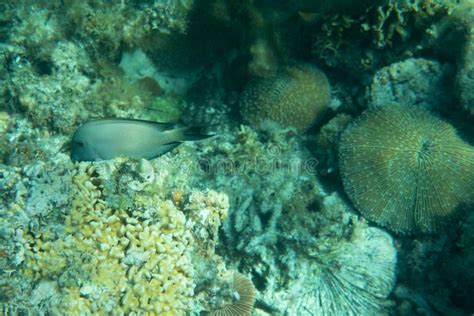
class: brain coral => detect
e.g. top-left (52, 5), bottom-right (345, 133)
top-left (339, 105), bottom-right (474, 234)
top-left (240, 63), bottom-right (331, 131)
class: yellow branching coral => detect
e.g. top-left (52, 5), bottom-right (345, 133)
top-left (22, 163), bottom-right (193, 314)
top-left (19, 158), bottom-right (230, 315)
top-left (339, 105), bottom-right (474, 233)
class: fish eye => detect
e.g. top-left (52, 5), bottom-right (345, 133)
top-left (74, 141), bottom-right (85, 147)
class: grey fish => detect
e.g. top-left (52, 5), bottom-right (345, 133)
top-left (71, 118), bottom-right (212, 162)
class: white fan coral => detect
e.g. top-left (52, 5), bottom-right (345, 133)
top-left (288, 225), bottom-right (397, 315)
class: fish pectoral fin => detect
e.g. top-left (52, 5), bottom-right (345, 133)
top-left (149, 142), bottom-right (181, 160)
top-left (160, 142), bottom-right (181, 153)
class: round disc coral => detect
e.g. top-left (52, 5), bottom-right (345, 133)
top-left (240, 63), bottom-right (331, 131)
top-left (210, 272), bottom-right (256, 316)
top-left (339, 105), bottom-right (474, 234)
top-left (291, 225), bottom-right (396, 315)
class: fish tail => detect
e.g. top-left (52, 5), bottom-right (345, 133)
top-left (179, 126), bottom-right (215, 141)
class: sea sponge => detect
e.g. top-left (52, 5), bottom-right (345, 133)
top-left (339, 105), bottom-right (474, 234)
top-left (240, 63), bottom-right (331, 131)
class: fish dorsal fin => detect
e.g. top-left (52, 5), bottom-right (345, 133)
top-left (84, 118), bottom-right (176, 131)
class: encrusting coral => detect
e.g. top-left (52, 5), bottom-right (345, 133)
top-left (240, 63), bottom-right (331, 131)
top-left (368, 58), bottom-right (454, 111)
top-left (339, 104), bottom-right (474, 234)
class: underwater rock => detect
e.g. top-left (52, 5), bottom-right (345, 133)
top-left (245, 0), bottom-right (304, 79)
top-left (12, 41), bottom-right (94, 133)
top-left (9, 5), bottom-right (61, 63)
top-left (2, 117), bottom-right (68, 167)
top-left (339, 104), bottom-right (474, 234)
top-left (369, 58), bottom-right (454, 111)
top-left (146, 95), bottom-right (183, 123)
top-left (23, 159), bottom-right (75, 217)
top-left (120, 49), bottom-right (200, 95)
top-left (451, 4), bottom-right (474, 115)
top-left (296, 0), bottom-right (386, 15)
top-left (441, 208), bottom-right (474, 312)
top-left (63, 0), bottom-right (194, 59)
top-left (141, 0), bottom-right (194, 35)
top-left (0, 112), bottom-right (10, 159)
top-left (314, 113), bottom-right (352, 174)
top-left (240, 63), bottom-right (331, 131)
top-left (119, 49), bottom-right (157, 81)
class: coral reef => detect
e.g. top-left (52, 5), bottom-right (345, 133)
top-left (449, 3), bottom-right (474, 115)
top-left (240, 63), bottom-right (331, 131)
top-left (369, 58), bottom-right (454, 111)
top-left (64, 0), bottom-right (194, 59)
top-left (310, 0), bottom-right (457, 76)
top-left (5, 41), bottom-right (94, 133)
top-left (2, 117), bottom-right (68, 166)
top-left (142, 0), bottom-right (194, 35)
top-left (339, 104), bottom-right (474, 234)
top-left (1, 0), bottom-right (474, 315)
top-left (200, 124), bottom-right (396, 314)
top-left (9, 4), bottom-right (62, 63)
top-left (0, 152), bottom-right (230, 314)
